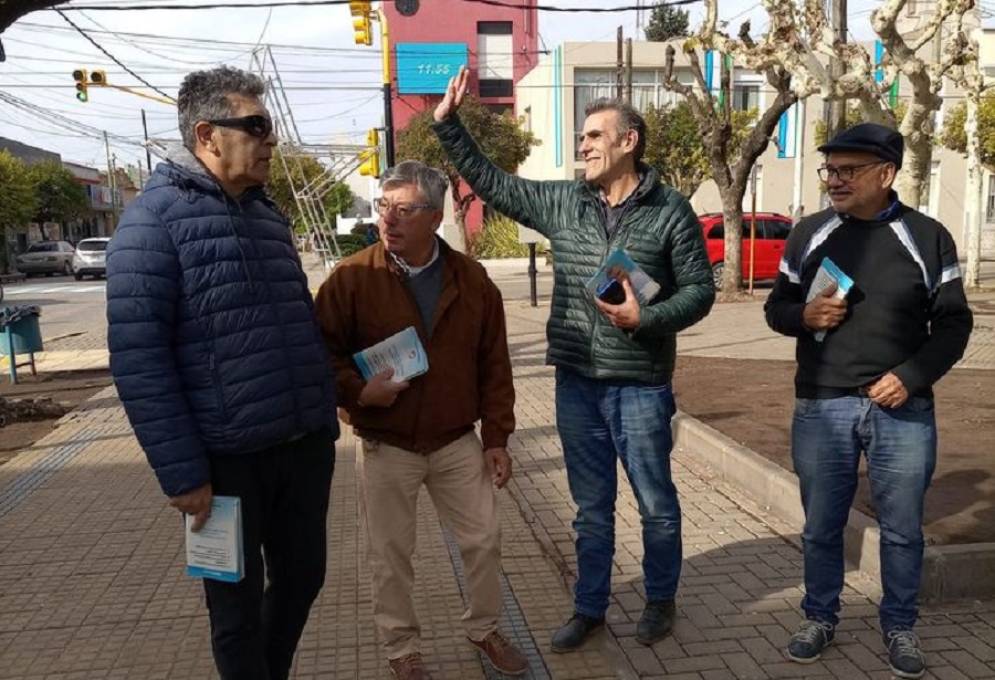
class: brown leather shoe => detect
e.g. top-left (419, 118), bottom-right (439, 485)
top-left (468, 631), bottom-right (529, 676)
top-left (388, 652), bottom-right (433, 680)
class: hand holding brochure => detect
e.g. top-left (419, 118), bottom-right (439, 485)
top-left (186, 495), bottom-right (244, 583)
top-left (805, 256), bottom-right (854, 342)
top-left (353, 326), bottom-right (429, 383)
top-left (585, 248), bottom-right (662, 306)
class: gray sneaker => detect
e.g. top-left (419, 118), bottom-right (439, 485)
top-left (786, 620), bottom-right (835, 663)
top-left (885, 628), bottom-right (926, 679)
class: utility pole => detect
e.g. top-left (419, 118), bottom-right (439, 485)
top-left (141, 109), bottom-right (152, 173)
top-left (103, 131), bottom-right (117, 234)
top-left (625, 38), bottom-right (633, 104)
top-left (616, 26), bottom-right (624, 99)
top-left (824, 0), bottom-right (848, 143)
top-left (378, 9), bottom-right (395, 167)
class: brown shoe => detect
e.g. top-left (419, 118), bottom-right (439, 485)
top-left (468, 631), bottom-right (529, 676)
top-left (388, 652), bottom-right (433, 680)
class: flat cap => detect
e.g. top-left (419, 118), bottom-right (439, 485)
top-left (818, 123), bottom-right (904, 169)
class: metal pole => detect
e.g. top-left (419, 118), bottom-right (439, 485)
top-left (792, 99), bottom-right (807, 222)
top-left (104, 131), bottom-right (117, 234)
top-left (528, 242), bottom-right (538, 307)
top-left (616, 26), bottom-right (624, 99)
top-left (625, 38), bottom-right (633, 104)
top-left (749, 165), bottom-right (758, 295)
top-left (379, 9), bottom-right (395, 167)
top-left (141, 109), bottom-right (152, 173)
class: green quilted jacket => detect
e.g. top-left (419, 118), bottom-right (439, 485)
top-left (434, 115), bottom-right (715, 384)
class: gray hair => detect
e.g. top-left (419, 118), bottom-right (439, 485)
top-left (380, 160), bottom-right (448, 210)
top-left (584, 97), bottom-right (647, 163)
top-left (177, 66), bottom-right (266, 150)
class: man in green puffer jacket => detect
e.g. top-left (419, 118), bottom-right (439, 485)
top-left (433, 67), bottom-right (715, 651)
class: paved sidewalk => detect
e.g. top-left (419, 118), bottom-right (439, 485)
top-left (2, 290), bottom-right (995, 678)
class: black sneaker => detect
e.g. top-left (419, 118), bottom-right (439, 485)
top-left (885, 628), bottom-right (926, 679)
top-left (786, 620), bottom-right (835, 663)
top-left (636, 599), bottom-right (676, 645)
top-left (551, 613), bottom-right (604, 653)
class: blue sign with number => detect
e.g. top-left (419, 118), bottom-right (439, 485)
top-left (396, 43), bottom-right (468, 94)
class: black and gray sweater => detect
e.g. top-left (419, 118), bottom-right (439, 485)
top-left (764, 203), bottom-right (973, 398)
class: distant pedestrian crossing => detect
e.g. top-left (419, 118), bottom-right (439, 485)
top-left (3, 283), bottom-right (106, 297)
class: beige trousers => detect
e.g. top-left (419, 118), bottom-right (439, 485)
top-left (357, 432), bottom-right (502, 660)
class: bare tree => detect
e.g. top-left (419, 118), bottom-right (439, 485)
top-left (662, 5), bottom-right (798, 294)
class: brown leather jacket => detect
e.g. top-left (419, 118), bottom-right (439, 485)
top-left (314, 239), bottom-right (515, 453)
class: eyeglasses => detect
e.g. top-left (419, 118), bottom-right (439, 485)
top-left (817, 161), bottom-right (886, 182)
top-left (208, 114), bottom-right (274, 139)
top-left (374, 197), bottom-right (434, 219)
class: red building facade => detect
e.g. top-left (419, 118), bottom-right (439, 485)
top-left (383, 0), bottom-right (539, 233)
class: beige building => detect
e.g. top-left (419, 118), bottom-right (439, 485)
top-left (514, 30), bottom-right (995, 258)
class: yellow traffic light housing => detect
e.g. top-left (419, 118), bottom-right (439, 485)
top-left (72, 68), bottom-right (88, 103)
top-left (359, 150), bottom-right (381, 178)
top-left (349, 0), bottom-right (373, 46)
top-left (90, 70), bottom-right (107, 86)
top-left (366, 128), bottom-right (379, 148)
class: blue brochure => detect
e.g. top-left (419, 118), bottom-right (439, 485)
top-left (805, 256), bottom-right (855, 342)
top-left (353, 326), bottom-right (429, 382)
top-left (585, 248), bottom-right (662, 305)
top-left (186, 495), bottom-right (244, 583)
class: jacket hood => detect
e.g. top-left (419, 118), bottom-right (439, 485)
top-left (145, 144), bottom-right (265, 202)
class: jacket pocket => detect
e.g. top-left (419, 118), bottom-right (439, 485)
top-left (208, 351), bottom-right (229, 421)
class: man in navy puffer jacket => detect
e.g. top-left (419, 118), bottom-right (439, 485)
top-left (106, 66), bottom-right (337, 680)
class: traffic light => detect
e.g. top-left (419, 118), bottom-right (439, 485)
top-left (72, 68), bottom-right (88, 103)
top-left (90, 70), bottom-right (107, 86)
top-left (349, 0), bottom-right (373, 46)
top-left (358, 150), bottom-right (381, 178)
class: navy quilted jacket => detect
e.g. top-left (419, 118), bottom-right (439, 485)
top-left (106, 147), bottom-right (338, 497)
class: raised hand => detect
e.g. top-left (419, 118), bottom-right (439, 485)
top-left (434, 65), bottom-right (470, 123)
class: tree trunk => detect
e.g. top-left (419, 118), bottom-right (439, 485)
top-left (896, 100), bottom-right (936, 207)
top-left (718, 181), bottom-right (748, 295)
top-left (964, 89), bottom-right (983, 289)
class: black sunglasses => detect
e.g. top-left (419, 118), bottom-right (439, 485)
top-left (208, 114), bottom-right (274, 139)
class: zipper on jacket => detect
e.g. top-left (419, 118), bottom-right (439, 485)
top-left (588, 198), bottom-right (637, 368)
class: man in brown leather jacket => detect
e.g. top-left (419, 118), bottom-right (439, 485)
top-left (314, 160), bottom-right (526, 680)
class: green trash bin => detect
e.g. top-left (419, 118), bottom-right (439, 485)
top-left (0, 315), bottom-right (44, 355)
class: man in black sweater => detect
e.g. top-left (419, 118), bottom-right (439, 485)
top-left (765, 124), bottom-right (973, 679)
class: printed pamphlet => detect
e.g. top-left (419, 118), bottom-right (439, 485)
top-left (353, 326), bottom-right (429, 383)
top-left (186, 495), bottom-right (244, 583)
top-left (805, 256), bottom-right (855, 342)
top-left (585, 248), bottom-right (662, 306)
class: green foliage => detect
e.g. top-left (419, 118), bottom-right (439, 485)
top-left (472, 214), bottom-right (531, 259)
top-left (334, 233), bottom-right (369, 258)
top-left (27, 161), bottom-right (89, 226)
top-left (0, 151), bottom-right (37, 274)
top-left (267, 150), bottom-right (354, 235)
top-left (643, 102), bottom-right (755, 198)
top-left (396, 95), bottom-right (539, 256)
top-left (644, 4), bottom-right (690, 42)
top-left (940, 98), bottom-right (995, 171)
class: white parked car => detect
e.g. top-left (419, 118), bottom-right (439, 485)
top-left (72, 237), bottom-right (111, 280)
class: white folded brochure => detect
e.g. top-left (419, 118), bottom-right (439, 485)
top-left (353, 326), bottom-right (429, 383)
top-left (805, 256), bottom-right (855, 342)
top-left (186, 495), bottom-right (244, 583)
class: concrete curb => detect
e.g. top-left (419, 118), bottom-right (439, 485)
top-left (672, 411), bottom-right (995, 603)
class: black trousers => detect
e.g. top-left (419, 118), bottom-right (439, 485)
top-left (203, 428), bottom-right (335, 680)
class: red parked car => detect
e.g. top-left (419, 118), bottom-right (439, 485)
top-left (698, 212), bottom-right (793, 289)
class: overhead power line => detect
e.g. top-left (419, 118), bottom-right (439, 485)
top-left (56, 0), bottom-right (700, 12)
top-left (54, 9), bottom-right (177, 102)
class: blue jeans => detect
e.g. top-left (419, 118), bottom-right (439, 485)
top-left (555, 367), bottom-right (682, 619)
top-left (791, 396), bottom-right (936, 633)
